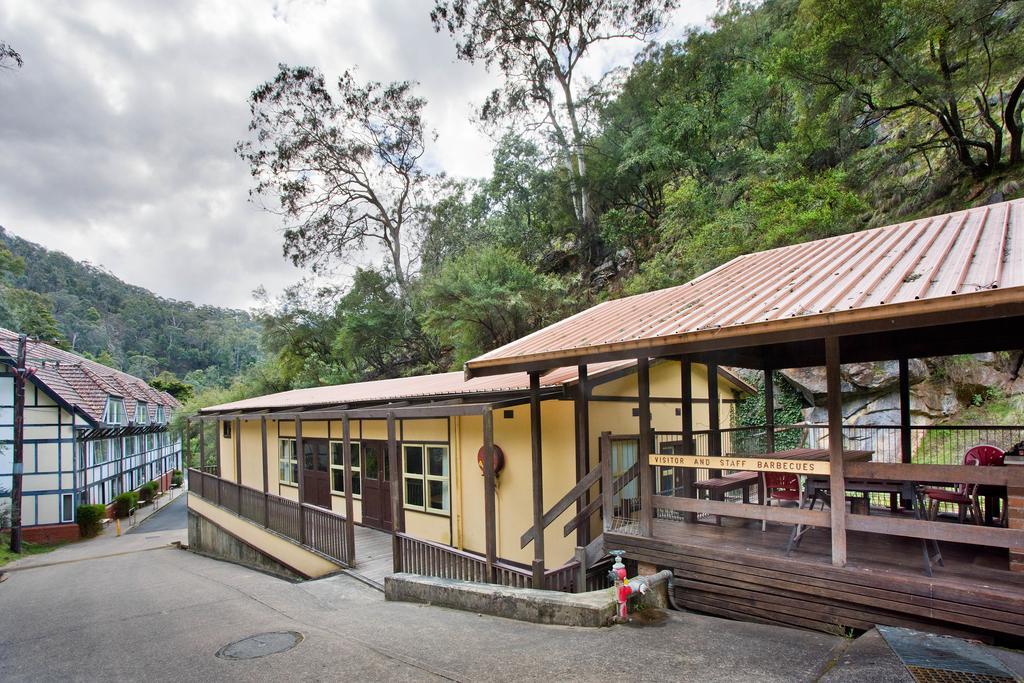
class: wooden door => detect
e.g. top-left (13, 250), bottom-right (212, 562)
top-left (302, 438), bottom-right (331, 509)
top-left (360, 440), bottom-right (392, 531)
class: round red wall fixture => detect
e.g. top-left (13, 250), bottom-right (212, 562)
top-left (477, 444), bottom-right (506, 476)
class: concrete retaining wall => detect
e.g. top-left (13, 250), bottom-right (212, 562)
top-left (187, 509), bottom-right (306, 581)
top-left (385, 571), bottom-right (671, 627)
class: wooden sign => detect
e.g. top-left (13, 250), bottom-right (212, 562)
top-left (649, 454), bottom-right (831, 476)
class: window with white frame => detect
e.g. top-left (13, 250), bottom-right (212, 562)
top-left (135, 402), bottom-right (148, 424)
top-left (279, 438), bottom-right (298, 485)
top-left (402, 444), bottom-right (450, 514)
top-left (92, 439), bottom-right (109, 465)
top-left (329, 441), bottom-right (361, 496)
top-left (103, 398), bottom-right (126, 425)
top-left (156, 405), bottom-right (165, 423)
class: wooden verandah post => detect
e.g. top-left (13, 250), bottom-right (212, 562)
top-left (899, 358), bottom-right (914, 510)
top-left (638, 357), bottom-right (653, 536)
top-left (678, 356), bottom-right (696, 522)
top-left (234, 416), bottom-right (242, 485)
top-left (529, 371), bottom-right (545, 587)
top-left (825, 336), bottom-right (847, 567)
top-left (342, 414), bottom-right (356, 566)
top-left (214, 417), bottom-right (221, 477)
top-left (574, 364), bottom-right (590, 546)
top-left (198, 417), bottom-right (206, 473)
top-left (260, 416), bottom-right (270, 527)
top-left (483, 408), bottom-right (497, 581)
top-left (388, 412), bottom-right (403, 573)
top-left (295, 416), bottom-right (306, 545)
top-left (764, 367), bottom-right (775, 454)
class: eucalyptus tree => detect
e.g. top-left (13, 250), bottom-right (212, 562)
top-left (0, 41), bottom-right (21, 70)
top-left (237, 67), bottom-right (434, 292)
top-left (430, 0), bottom-right (678, 266)
top-left (786, 0), bottom-right (1024, 175)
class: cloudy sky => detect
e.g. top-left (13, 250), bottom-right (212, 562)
top-left (0, 0), bottom-right (716, 310)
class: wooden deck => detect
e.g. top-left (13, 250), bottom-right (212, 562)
top-left (346, 524), bottom-right (393, 590)
top-left (605, 515), bottom-right (1024, 644)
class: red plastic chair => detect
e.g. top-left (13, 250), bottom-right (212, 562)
top-left (762, 472), bottom-right (802, 531)
top-left (921, 445), bottom-right (1001, 524)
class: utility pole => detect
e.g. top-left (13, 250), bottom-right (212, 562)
top-left (10, 334), bottom-right (27, 553)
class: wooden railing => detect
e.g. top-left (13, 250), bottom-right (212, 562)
top-left (612, 433), bottom-right (1024, 558)
top-left (188, 468), bottom-right (352, 566)
top-left (396, 532), bottom-right (608, 593)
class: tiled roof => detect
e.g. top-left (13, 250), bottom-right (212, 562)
top-left (201, 359), bottom-right (753, 413)
top-left (466, 198), bottom-right (1024, 375)
top-left (0, 327), bottom-right (180, 425)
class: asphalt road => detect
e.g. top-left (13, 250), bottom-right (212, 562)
top-left (127, 492), bottom-right (186, 534)
top-left (0, 496), bottom-right (847, 682)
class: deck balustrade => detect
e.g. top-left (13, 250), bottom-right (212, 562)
top-left (188, 468), bottom-right (353, 566)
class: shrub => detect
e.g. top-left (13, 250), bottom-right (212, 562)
top-left (139, 481), bottom-right (159, 503)
top-left (171, 470), bottom-right (183, 488)
top-left (77, 504), bottom-right (106, 538)
top-left (113, 492), bottom-right (138, 518)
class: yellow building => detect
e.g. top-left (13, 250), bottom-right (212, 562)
top-left (197, 359), bottom-right (751, 571)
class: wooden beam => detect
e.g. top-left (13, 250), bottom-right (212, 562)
top-left (234, 417), bottom-right (242, 485)
top-left (261, 416), bottom-right (269, 527)
top-left (637, 357), bottom-right (653, 536)
top-left (529, 371), bottom-right (545, 585)
top-left (563, 497), bottom-right (602, 538)
top-left (846, 513), bottom-right (1024, 549)
top-left (295, 416), bottom-right (305, 544)
top-left (600, 431), bottom-right (613, 532)
top-left (764, 368), bottom-right (775, 454)
top-left (342, 414), bottom-right (355, 566)
top-left (574, 363), bottom-right (590, 546)
top-left (678, 356), bottom-right (696, 521)
top-left (707, 361), bottom-right (722, 491)
top-left (198, 417), bottom-right (206, 472)
top-left (483, 408), bottom-right (497, 581)
top-left (521, 467), bottom-right (602, 547)
top-left (214, 418), bottom-right (221, 476)
top-left (825, 336), bottom-right (846, 567)
top-left (845, 461), bottom-right (1024, 486)
top-left (387, 412), bottom-right (402, 572)
top-left (653, 495), bottom-right (830, 527)
top-left (899, 358), bottom-right (912, 464)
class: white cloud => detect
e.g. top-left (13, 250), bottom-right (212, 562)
top-left (0, 0), bottom-right (716, 309)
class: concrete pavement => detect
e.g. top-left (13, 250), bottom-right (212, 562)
top-left (0, 495), bottom-right (856, 682)
top-left (2, 490), bottom-right (185, 573)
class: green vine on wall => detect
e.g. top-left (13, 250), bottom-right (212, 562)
top-left (733, 371), bottom-right (807, 452)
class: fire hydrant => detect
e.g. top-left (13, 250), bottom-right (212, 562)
top-left (609, 550), bottom-right (648, 622)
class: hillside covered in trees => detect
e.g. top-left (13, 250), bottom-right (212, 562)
top-left (0, 227), bottom-right (261, 387)
top-left (226, 0), bottom-right (1023, 405)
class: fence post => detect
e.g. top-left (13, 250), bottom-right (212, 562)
top-left (574, 545), bottom-right (587, 594)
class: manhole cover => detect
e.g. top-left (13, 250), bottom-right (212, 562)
top-left (216, 631), bottom-right (303, 660)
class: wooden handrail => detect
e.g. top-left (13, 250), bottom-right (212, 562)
top-left (520, 467), bottom-right (601, 547)
top-left (844, 462), bottom-right (1024, 486)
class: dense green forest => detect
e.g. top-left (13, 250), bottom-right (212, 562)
top-left (0, 227), bottom-right (261, 390)
top-left (216, 0), bottom-right (1024, 414)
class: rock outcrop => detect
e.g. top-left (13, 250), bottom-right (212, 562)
top-left (780, 352), bottom-right (1023, 427)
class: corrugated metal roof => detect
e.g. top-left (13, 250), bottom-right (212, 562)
top-left (0, 327), bottom-right (180, 424)
top-left (200, 359), bottom-right (755, 414)
top-left (467, 198), bottom-right (1024, 374)
top-left (201, 361), bottom-right (629, 413)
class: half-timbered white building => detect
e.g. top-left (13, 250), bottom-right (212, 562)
top-left (0, 328), bottom-right (181, 541)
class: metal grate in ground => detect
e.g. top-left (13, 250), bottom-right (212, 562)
top-left (879, 626), bottom-right (1019, 683)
